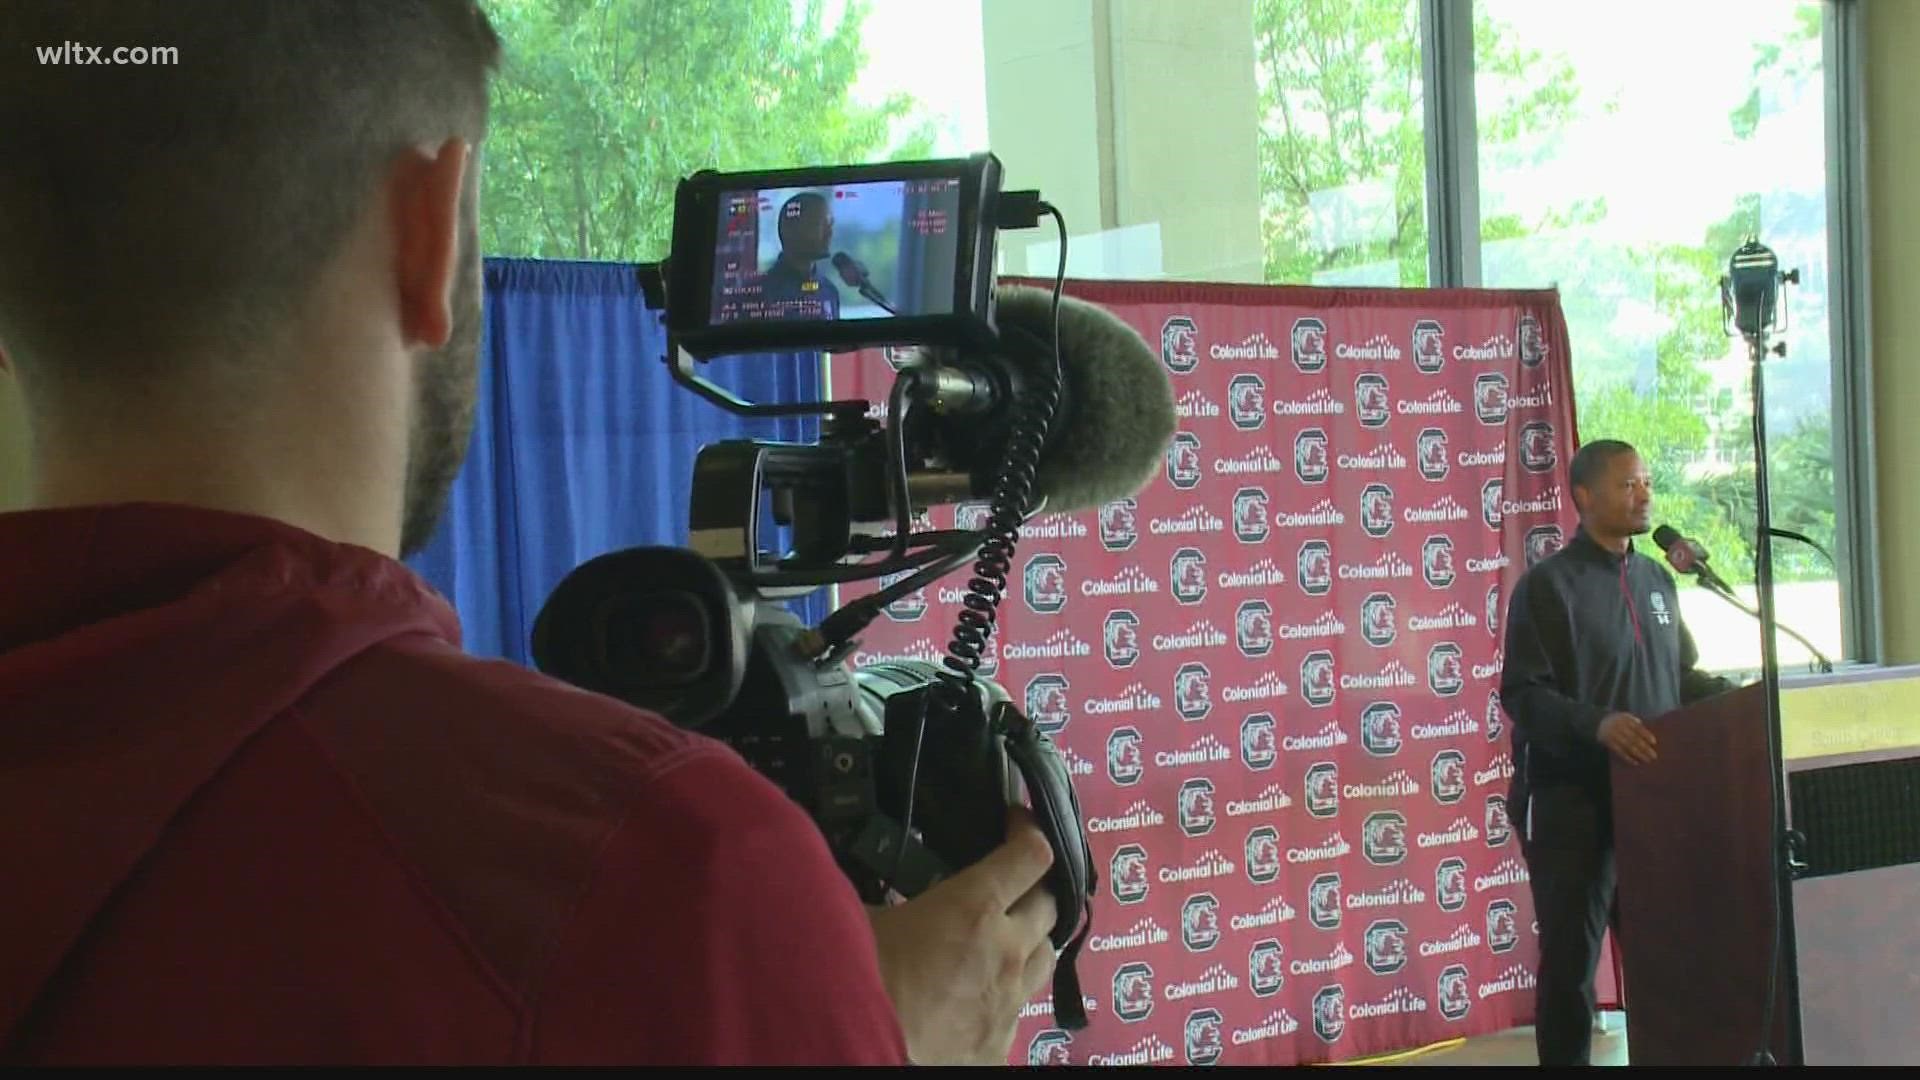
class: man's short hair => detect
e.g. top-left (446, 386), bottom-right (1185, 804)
top-left (777, 191), bottom-right (830, 245)
top-left (0, 1), bottom-right (502, 388)
top-left (781, 192), bottom-right (830, 220)
top-left (1569, 439), bottom-right (1638, 493)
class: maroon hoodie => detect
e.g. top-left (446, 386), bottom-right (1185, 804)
top-left (0, 504), bottom-right (908, 1065)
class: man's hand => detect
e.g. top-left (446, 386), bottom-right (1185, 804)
top-left (1597, 712), bottom-right (1657, 765)
top-left (866, 807), bottom-right (1060, 1065)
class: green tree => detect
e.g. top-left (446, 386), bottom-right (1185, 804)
top-left (1476, 7), bottom-right (1828, 589)
top-left (1695, 413), bottom-right (1838, 583)
top-left (478, 0), bottom-right (937, 263)
top-left (1252, 0), bottom-right (1579, 286)
top-left (1648, 7), bottom-right (1829, 586)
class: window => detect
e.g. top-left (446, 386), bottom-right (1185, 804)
top-left (469, 0), bottom-right (1863, 673)
top-left (1255, 0), bottom-right (1430, 287)
top-left (1473, 0), bottom-right (1839, 676)
top-left (475, 0), bottom-right (977, 264)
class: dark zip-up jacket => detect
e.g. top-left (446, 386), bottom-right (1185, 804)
top-left (1500, 527), bottom-right (1735, 798)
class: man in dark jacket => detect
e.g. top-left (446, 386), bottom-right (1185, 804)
top-left (759, 192), bottom-right (842, 320)
top-left (1499, 438), bottom-right (1735, 1065)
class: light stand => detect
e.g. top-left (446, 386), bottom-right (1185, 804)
top-left (1720, 237), bottom-right (1804, 1067)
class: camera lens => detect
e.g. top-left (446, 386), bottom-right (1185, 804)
top-left (598, 590), bottom-right (711, 687)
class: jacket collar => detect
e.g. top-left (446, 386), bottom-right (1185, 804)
top-left (1566, 524), bottom-right (1636, 568)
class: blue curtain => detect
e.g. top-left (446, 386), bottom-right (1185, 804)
top-left (406, 256), bottom-right (830, 666)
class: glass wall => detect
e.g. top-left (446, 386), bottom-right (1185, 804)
top-left (1254, 0), bottom-right (1429, 287)
top-left (1474, 0), bottom-right (1837, 675)
top-left (472, 0), bottom-right (1860, 671)
top-left (475, 0), bottom-right (980, 263)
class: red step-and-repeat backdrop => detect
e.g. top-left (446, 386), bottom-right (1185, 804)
top-left (829, 279), bottom-right (1591, 1065)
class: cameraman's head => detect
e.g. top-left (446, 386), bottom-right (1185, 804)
top-left (776, 192), bottom-right (835, 268)
top-left (0, 0), bottom-right (502, 558)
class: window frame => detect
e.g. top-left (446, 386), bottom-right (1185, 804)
top-left (1421, 0), bottom-right (1876, 663)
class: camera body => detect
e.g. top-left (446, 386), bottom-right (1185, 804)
top-left (531, 152), bottom-right (1097, 1027)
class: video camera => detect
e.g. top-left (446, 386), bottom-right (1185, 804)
top-left (529, 153), bottom-right (1103, 1029)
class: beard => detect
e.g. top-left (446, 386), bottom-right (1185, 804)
top-left (398, 214), bottom-right (483, 560)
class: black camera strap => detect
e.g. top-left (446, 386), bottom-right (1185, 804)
top-left (994, 700), bottom-right (1096, 1031)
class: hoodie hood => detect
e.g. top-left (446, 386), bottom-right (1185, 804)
top-left (0, 503), bottom-right (457, 1043)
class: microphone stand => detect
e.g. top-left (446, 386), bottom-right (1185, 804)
top-left (858, 283), bottom-right (899, 316)
top-left (1726, 242), bottom-right (1804, 1067)
top-left (1766, 525), bottom-right (1837, 573)
top-left (1689, 572), bottom-right (1833, 674)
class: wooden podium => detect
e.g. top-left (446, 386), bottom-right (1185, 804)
top-left (1609, 682), bottom-right (1796, 1066)
top-left (1612, 666), bottom-right (1920, 1065)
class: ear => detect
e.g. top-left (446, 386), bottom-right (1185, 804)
top-left (389, 138), bottom-right (473, 351)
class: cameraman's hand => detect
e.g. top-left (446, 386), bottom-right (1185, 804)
top-left (1597, 711), bottom-right (1657, 765)
top-left (866, 807), bottom-right (1059, 1065)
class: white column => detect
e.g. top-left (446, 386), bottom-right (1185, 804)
top-left (982, 0), bottom-right (1264, 284)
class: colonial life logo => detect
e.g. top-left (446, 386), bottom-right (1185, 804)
top-left (1417, 427), bottom-right (1450, 480)
top-left (1114, 962), bottom-right (1156, 1023)
top-left (1433, 857), bottom-right (1470, 914)
top-left (1297, 540), bottom-right (1334, 596)
top-left (1360, 484), bottom-right (1395, 539)
top-left (1308, 872), bottom-right (1342, 931)
top-left (1182, 893), bottom-right (1223, 951)
top-left (1185, 1008), bottom-right (1226, 1066)
top-left (1022, 553), bottom-right (1068, 615)
top-left (1518, 313), bottom-right (1548, 367)
top-left (1312, 985), bottom-right (1347, 1043)
top-left (1240, 714), bottom-right (1278, 770)
top-left (1175, 662), bottom-right (1214, 722)
top-left (833, 296), bottom-right (1584, 1066)
top-left (1250, 940), bottom-right (1286, 997)
top-left (1166, 431), bottom-right (1204, 490)
top-left (1294, 428), bottom-right (1331, 484)
top-left (1179, 778), bottom-right (1218, 837)
top-left (1292, 317), bottom-right (1328, 373)
top-left (1521, 420), bottom-right (1557, 473)
top-left (1099, 498), bottom-right (1138, 552)
top-left (1106, 726), bottom-right (1144, 786)
top-left (1161, 316), bottom-right (1199, 374)
top-left (1228, 373), bottom-right (1267, 430)
top-left (1110, 843), bottom-right (1150, 905)
top-left (1431, 749), bottom-right (1468, 805)
top-left (1364, 919), bottom-right (1410, 976)
top-left (1305, 763), bottom-right (1339, 819)
top-left (1474, 372), bottom-right (1509, 426)
top-left (1526, 524), bottom-right (1565, 566)
top-left (1103, 610), bottom-right (1141, 669)
top-left (1170, 547), bottom-right (1208, 605)
top-left (1361, 593), bottom-right (1398, 648)
top-left (1245, 826), bottom-right (1282, 884)
top-left (1361, 703), bottom-right (1404, 757)
top-left (1354, 373), bottom-right (1391, 429)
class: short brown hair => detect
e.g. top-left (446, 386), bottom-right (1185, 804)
top-left (0, 1), bottom-right (501, 389)
top-left (1569, 438), bottom-right (1637, 493)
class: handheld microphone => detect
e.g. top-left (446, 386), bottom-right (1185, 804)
top-left (833, 251), bottom-right (898, 315)
top-left (1652, 524), bottom-right (1735, 596)
top-left (1652, 523), bottom-right (1833, 674)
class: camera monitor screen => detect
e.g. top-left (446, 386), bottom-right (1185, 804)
top-left (664, 154), bottom-right (1002, 358)
top-left (708, 178), bottom-right (965, 326)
